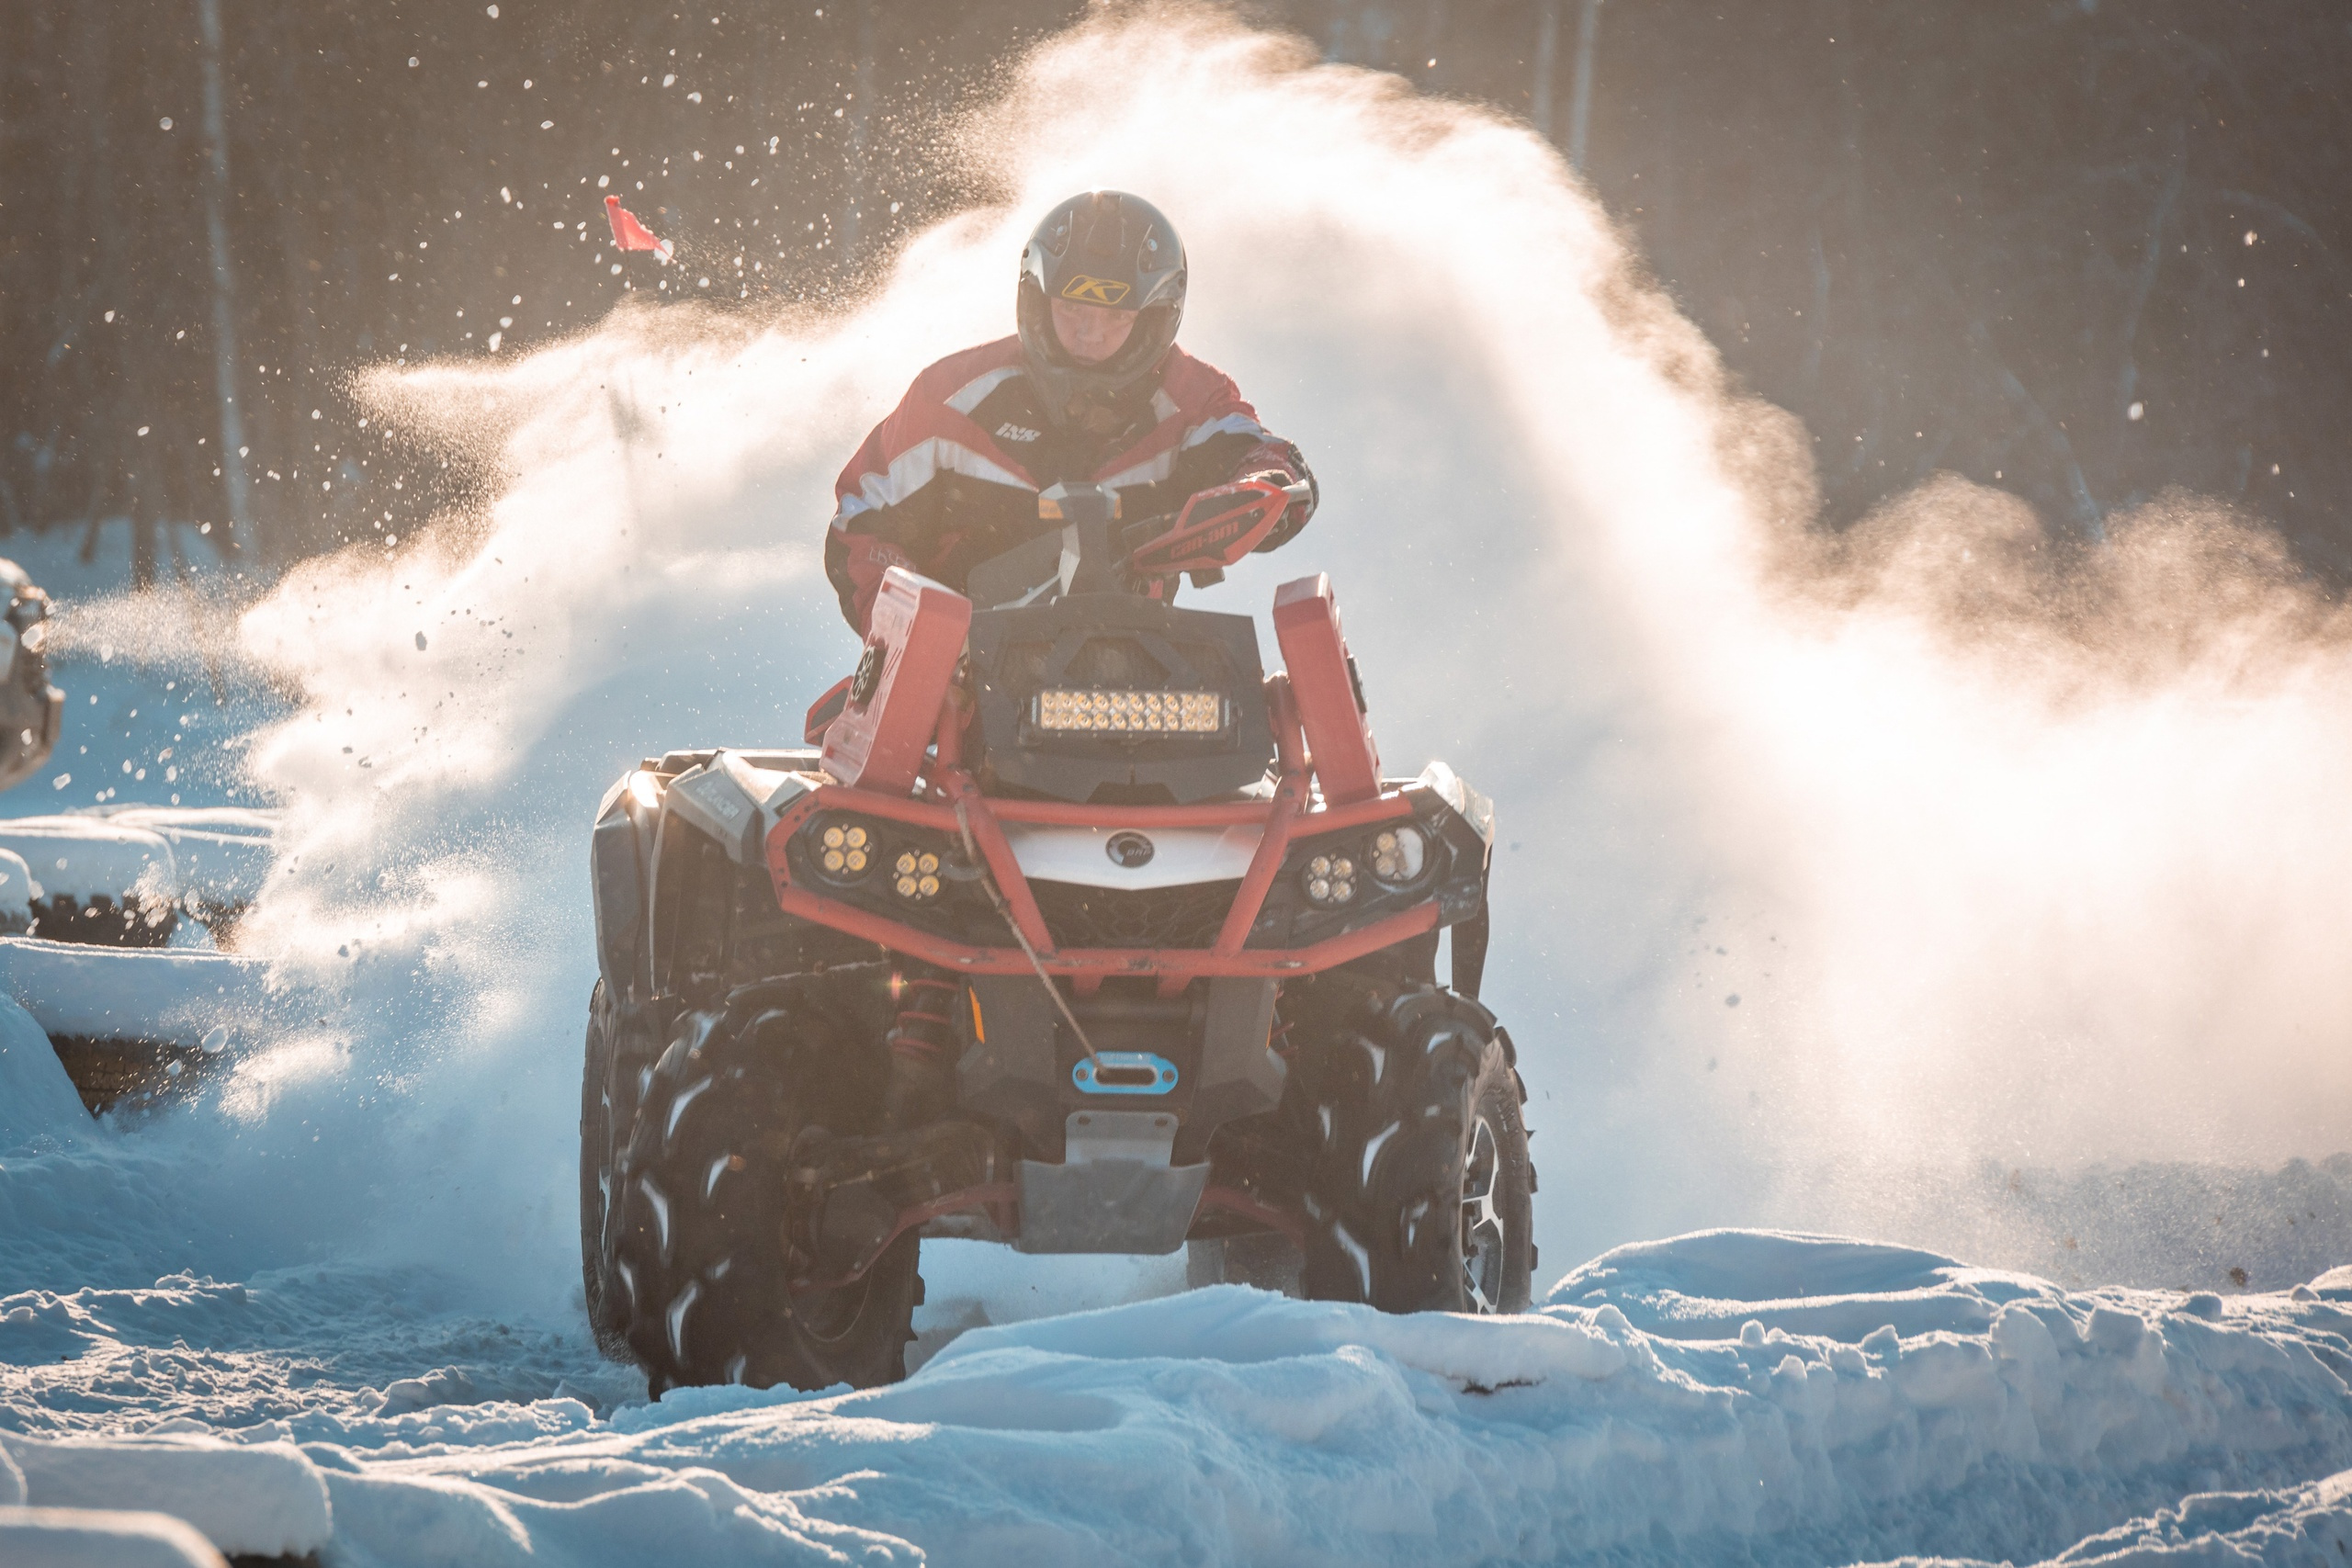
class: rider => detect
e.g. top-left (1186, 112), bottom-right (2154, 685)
top-left (824, 191), bottom-right (1319, 1132)
top-left (824, 189), bottom-right (1318, 633)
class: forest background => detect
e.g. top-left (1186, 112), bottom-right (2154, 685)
top-left (5, 0), bottom-right (2346, 585)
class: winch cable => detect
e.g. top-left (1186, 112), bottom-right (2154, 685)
top-left (953, 795), bottom-right (1102, 1066)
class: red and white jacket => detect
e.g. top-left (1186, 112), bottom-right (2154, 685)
top-left (824, 336), bottom-right (1314, 631)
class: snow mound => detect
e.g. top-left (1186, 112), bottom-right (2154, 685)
top-left (1548, 1227), bottom-right (2006, 1339)
top-left (0, 810), bottom-right (278, 917)
top-left (0, 850), bottom-right (33, 931)
top-left (1, 1433), bottom-right (330, 1559)
top-left (117, 1235), bottom-right (2346, 1568)
top-left (2309, 1265), bottom-right (2352, 1299)
top-left (0, 1507), bottom-right (227, 1568)
top-left (0, 940), bottom-right (272, 1050)
top-left (0, 996), bottom-right (88, 1155)
top-left (0, 822), bottom-right (175, 907)
top-left (1873, 1470), bottom-right (2352, 1566)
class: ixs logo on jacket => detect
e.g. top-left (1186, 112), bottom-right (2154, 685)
top-left (1058, 275), bottom-right (1131, 306)
top-left (995, 423), bottom-right (1042, 444)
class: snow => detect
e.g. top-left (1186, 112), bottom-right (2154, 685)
top-left (105, 809), bottom-right (277, 908)
top-left (0, 811), bottom-right (278, 913)
top-left (0, 939), bottom-right (272, 1050)
top-left (1880, 1473), bottom-right (2352, 1566)
top-left (8, 1238), bottom-right (2352, 1564)
top-left (0, 996), bottom-right (91, 1154)
top-left (2, 1434), bottom-right (329, 1558)
top-left (0, 849), bottom-right (34, 929)
top-left (6, 13), bottom-right (2352, 1568)
top-left (0, 1508), bottom-right (227, 1568)
top-left (0, 819), bottom-right (175, 906)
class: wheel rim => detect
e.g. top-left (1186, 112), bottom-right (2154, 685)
top-left (1460, 1113), bottom-right (1507, 1314)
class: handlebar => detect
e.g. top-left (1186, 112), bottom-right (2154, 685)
top-left (967, 478), bottom-right (1312, 610)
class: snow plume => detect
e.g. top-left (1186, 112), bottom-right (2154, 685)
top-left (213, 6), bottom-right (2352, 1300)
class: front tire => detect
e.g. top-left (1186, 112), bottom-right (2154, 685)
top-left (611, 976), bottom-right (917, 1393)
top-left (580, 982), bottom-right (662, 1360)
top-left (1288, 978), bottom-right (1535, 1314)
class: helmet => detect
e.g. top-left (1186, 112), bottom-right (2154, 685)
top-left (1016, 191), bottom-right (1187, 423)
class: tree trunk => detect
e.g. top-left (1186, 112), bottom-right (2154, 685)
top-left (196, 0), bottom-right (252, 557)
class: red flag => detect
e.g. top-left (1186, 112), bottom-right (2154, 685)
top-left (604, 195), bottom-right (674, 265)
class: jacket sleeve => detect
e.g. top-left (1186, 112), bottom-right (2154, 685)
top-left (825, 389), bottom-right (943, 634)
top-left (1163, 368), bottom-right (1318, 551)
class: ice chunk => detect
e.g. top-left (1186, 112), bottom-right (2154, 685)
top-left (2086, 1304), bottom-right (2146, 1355)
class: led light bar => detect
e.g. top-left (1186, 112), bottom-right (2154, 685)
top-left (1033, 689), bottom-right (1223, 735)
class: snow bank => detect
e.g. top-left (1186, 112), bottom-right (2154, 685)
top-left (0, 821), bottom-right (175, 907)
top-left (1875, 1470), bottom-right (2352, 1566)
top-left (1, 1433), bottom-right (330, 1559)
top-left (0, 939), bottom-right (273, 1050)
top-left (0, 811), bottom-right (278, 917)
top-left (0, 1508), bottom-right (227, 1568)
top-left (136, 1235), bottom-right (2351, 1568)
top-left (0, 996), bottom-right (86, 1154)
top-left (0, 849), bottom-right (33, 931)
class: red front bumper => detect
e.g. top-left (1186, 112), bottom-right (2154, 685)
top-left (763, 770), bottom-right (1435, 987)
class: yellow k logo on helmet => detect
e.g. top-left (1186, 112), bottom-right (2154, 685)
top-left (1058, 274), bottom-right (1132, 306)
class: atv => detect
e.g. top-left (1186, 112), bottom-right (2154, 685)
top-left (582, 478), bottom-right (1532, 1393)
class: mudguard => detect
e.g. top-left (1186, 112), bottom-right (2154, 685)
top-left (1272, 574), bottom-right (1381, 804)
top-left (820, 568), bottom-right (971, 796)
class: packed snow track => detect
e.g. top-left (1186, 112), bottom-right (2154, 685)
top-left (11, 1227), bottom-right (2352, 1564)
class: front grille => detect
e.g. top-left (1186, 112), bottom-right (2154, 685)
top-left (1029, 878), bottom-right (1240, 951)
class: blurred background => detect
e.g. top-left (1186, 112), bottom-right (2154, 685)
top-left (6, 0), bottom-right (2349, 583)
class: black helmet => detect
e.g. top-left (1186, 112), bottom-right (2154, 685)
top-left (1016, 190), bottom-right (1186, 423)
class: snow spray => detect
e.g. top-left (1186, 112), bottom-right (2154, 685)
top-left (204, 10), bottom-right (2352, 1303)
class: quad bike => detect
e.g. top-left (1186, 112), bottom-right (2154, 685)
top-left (582, 478), bottom-right (1533, 1393)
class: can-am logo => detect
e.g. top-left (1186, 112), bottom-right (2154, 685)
top-left (1059, 275), bottom-right (1131, 306)
top-left (1104, 831), bottom-right (1155, 869)
top-left (848, 641), bottom-right (887, 707)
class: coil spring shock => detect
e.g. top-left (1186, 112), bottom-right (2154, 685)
top-left (886, 965), bottom-right (963, 1068)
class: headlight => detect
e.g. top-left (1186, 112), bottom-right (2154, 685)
top-left (812, 818), bottom-right (872, 880)
top-left (892, 849), bottom-right (943, 901)
top-left (1302, 852), bottom-right (1356, 907)
top-left (1368, 823), bottom-right (1428, 886)
top-left (1034, 688), bottom-right (1224, 734)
